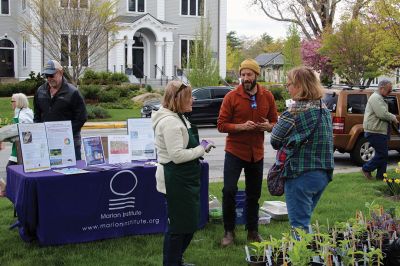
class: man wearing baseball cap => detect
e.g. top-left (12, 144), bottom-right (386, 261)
top-left (34, 60), bottom-right (87, 160)
top-left (217, 58), bottom-right (278, 247)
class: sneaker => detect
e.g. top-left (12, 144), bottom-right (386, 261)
top-left (247, 230), bottom-right (263, 242)
top-left (221, 231), bottom-right (235, 247)
top-left (361, 169), bottom-right (373, 180)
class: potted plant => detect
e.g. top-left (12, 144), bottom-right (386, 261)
top-left (245, 241), bottom-right (268, 265)
top-left (286, 228), bottom-right (316, 266)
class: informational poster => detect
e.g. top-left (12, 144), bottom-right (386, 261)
top-left (107, 135), bottom-right (131, 164)
top-left (82, 136), bottom-right (106, 166)
top-left (127, 118), bottom-right (156, 160)
top-left (45, 121), bottom-right (76, 168)
top-left (18, 123), bottom-right (51, 172)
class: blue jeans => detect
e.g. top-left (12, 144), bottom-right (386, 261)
top-left (163, 229), bottom-right (193, 266)
top-left (285, 170), bottom-right (329, 231)
top-left (222, 152), bottom-right (263, 232)
top-left (362, 133), bottom-right (389, 179)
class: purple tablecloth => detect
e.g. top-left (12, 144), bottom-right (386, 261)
top-left (6, 160), bottom-right (209, 246)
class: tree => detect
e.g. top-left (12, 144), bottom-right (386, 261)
top-left (186, 18), bottom-right (220, 87)
top-left (227, 31), bottom-right (243, 50)
top-left (21, 0), bottom-right (121, 85)
top-left (320, 19), bottom-right (381, 85)
top-left (242, 33), bottom-right (283, 59)
top-left (301, 38), bottom-right (333, 84)
top-left (282, 24), bottom-right (302, 73)
top-left (249, 0), bottom-right (371, 39)
top-left (369, 0), bottom-right (400, 69)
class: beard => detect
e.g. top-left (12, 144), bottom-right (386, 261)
top-left (243, 79), bottom-right (257, 91)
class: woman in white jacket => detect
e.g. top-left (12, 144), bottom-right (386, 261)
top-left (0, 93), bottom-right (33, 196)
top-left (152, 80), bottom-right (214, 266)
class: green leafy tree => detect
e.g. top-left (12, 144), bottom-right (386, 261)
top-left (282, 24), bottom-right (302, 73)
top-left (369, 0), bottom-right (400, 69)
top-left (21, 0), bottom-right (122, 85)
top-left (186, 18), bottom-right (220, 87)
top-left (226, 31), bottom-right (244, 73)
top-left (320, 19), bottom-right (381, 85)
top-left (227, 31), bottom-right (243, 50)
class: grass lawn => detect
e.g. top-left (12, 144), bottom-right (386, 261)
top-left (0, 97), bottom-right (141, 123)
top-left (0, 171), bottom-right (397, 266)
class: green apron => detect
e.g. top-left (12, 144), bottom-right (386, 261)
top-left (163, 114), bottom-right (201, 233)
top-left (10, 117), bottom-right (19, 161)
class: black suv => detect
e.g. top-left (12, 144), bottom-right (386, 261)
top-left (187, 86), bottom-right (232, 125)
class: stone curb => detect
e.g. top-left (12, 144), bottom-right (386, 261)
top-left (82, 121), bottom-right (127, 129)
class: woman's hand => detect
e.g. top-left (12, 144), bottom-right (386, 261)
top-left (200, 139), bottom-right (216, 153)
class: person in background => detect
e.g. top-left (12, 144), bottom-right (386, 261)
top-left (218, 58), bottom-right (278, 247)
top-left (267, 66), bottom-right (334, 232)
top-left (361, 80), bottom-right (399, 180)
top-left (152, 80), bottom-right (215, 266)
top-left (34, 60), bottom-right (87, 160)
top-left (0, 93), bottom-right (33, 196)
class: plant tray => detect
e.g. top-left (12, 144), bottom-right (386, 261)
top-left (261, 201), bottom-right (288, 221)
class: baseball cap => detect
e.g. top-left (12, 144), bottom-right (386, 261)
top-left (43, 60), bottom-right (63, 75)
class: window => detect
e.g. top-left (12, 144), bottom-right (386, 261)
top-left (385, 96), bottom-right (399, 115)
top-left (1, 0), bottom-right (9, 14)
top-left (323, 92), bottom-right (338, 112)
top-left (347, 94), bottom-right (367, 114)
top-left (22, 37), bottom-right (27, 67)
top-left (60, 0), bottom-right (88, 8)
top-left (213, 88), bottom-right (230, 99)
top-left (180, 39), bottom-right (195, 68)
top-left (60, 34), bottom-right (88, 67)
top-left (128, 0), bottom-right (145, 12)
top-left (22, 0), bottom-right (26, 10)
top-left (181, 0), bottom-right (204, 16)
top-left (193, 88), bottom-right (211, 100)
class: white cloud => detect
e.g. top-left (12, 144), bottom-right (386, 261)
top-left (227, 0), bottom-right (288, 40)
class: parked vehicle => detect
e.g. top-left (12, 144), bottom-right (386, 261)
top-left (322, 86), bottom-right (400, 165)
top-left (140, 86), bottom-right (232, 124)
top-left (187, 86), bottom-right (232, 125)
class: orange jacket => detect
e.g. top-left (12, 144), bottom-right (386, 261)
top-left (217, 84), bottom-right (278, 162)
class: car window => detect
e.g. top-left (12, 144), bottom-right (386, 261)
top-left (385, 96), bottom-right (399, 115)
top-left (323, 92), bottom-right (338, 112)
top-left (212, 88), bottom-right (230, 99)
top-left (193, 89), bottom-right (211, 100)
top-left (347, 94), bottom-right (367, 114)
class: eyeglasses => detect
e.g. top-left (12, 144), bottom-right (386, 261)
top-left (44, 73), bottom-right (55, 78)
top-left (250, 95), bottom-right (257, 109)
top-left (11, 100), bottom-right (15, 103)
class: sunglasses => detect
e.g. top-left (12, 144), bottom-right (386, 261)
top-left (250, 95), bottom-right (257, 109)
top-left (44, 73), bottom-right (55, 78)
top-left (175, 81), bottom-right (190, 97)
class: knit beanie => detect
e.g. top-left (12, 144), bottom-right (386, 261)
top-left (239, 59), bottom-right (260, 75)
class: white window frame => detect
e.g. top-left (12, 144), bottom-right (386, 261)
top-left (22, 37), bottom-right (27, 67)
top-left (60, 33), bottom-right (89, 67)
top-left (60, 0), bottom-right (89, 9)
top-left (0, 0), bottom-right (10, 15)
top-left (180, 37), bottom-right (196, 69)
top-left (127, 0), bottom-right (146, 13)
top-left (180, 0), bottom-right (205, 17)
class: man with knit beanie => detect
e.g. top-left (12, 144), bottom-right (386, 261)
top-left (217, 58), bottom-right (278, 247)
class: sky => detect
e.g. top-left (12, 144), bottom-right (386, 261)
top-left (227, 0), bottom-right (289, 41)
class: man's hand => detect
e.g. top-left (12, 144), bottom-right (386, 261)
top-left (257, 118), bottom-right (274, 132)
top-left (236, 121), bottom-right (257, 131)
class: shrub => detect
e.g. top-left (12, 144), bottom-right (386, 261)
top-left (145, 85), bottom-right (153, 92)
top-left (268, 85), bottom-right (289, 101)
top-left (110, 72), bottom-right (129, 83)
top-left (86, 105), bottom-right (110, 119)
top-left (98, 89), bottom-right (120, 102)
top-left (79, 85), bottom-right (102, 101)
top-left (98, 99), bottom-right (133, 109)
top-left (0, 81), bottom-right (38, 97)
top-left (80, 69), bottom-right (129, 85)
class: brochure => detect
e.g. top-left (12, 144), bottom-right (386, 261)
top-left (82, 136), bottom-right (106, 165)
top-left (45, 121), bottom-right (76, 168)
top-left (53, 168), bottom-right (89, 175)
top-left (107, 135), bottom-right (131, 164)
top-left (18, 123), bottom-right (51, 172)
top-left (127, 118), bottom-right (156, 160)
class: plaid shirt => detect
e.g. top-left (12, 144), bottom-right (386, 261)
top-left (270, 101), bottom-right (334, 179)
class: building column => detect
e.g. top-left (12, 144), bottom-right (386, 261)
top-left (126, 39), bottom-right (133, 69)
top-left (164, 41), bottom-right (174, 78)
top-left (114, 41), bottom-right (125, 73)
top-left (155, 41), bottom-right (164, 79)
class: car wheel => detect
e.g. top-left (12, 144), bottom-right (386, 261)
top-left (350, 137), bottom-right (375, 166)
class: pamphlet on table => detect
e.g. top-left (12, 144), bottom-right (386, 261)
top-left (82, 136), bottom-right (106, 165)
top-left (107, 135), bottom-right (131, 164)
top-left (45, 121), bottom-right (76, 168)
top-left (127, 118), bottom-right (156, 160)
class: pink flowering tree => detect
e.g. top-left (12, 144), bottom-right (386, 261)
top-left (301, 39), bottom-right (333, 85)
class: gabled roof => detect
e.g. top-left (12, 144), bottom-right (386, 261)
top-left (116, 13), bottom-right (176, 26)
top-left (255, 52), bottom-right (284, 66)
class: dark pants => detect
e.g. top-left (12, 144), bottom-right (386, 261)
top-left (163, 230), bottom-right (194, 266)
top-left (362, 133), bottom-right (388, 179)
top-left (74, 136), bottom-right (82, 161)
top-left (222, 152), bottom-right (263, 232)
top-left (7, 160), bottom-right (17, 167)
